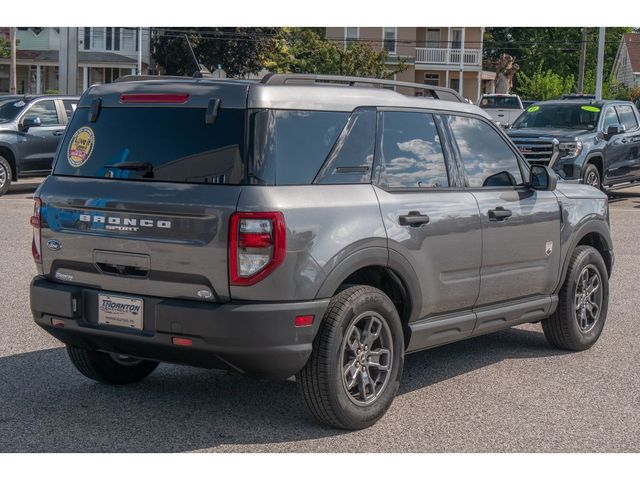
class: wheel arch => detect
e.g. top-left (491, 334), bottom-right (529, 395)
top-left (315, 247), bottom-right (423, 347)
top-left (0, 144), bottom-right (18, 181)
top-left (556, 221), bottom-right (613, 294)
top-left (584, 153), bottom-right (604, 183)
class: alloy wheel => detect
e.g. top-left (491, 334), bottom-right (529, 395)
top-left (585, 171), bottom-right (599, 188)
top-left (0, 163), bottom-right (6, 189)
top-left (574, 264), bottom-right (603, 333)
top-left (340, 311), bottom-right (393, 406)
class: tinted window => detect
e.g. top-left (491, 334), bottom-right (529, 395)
top-left (616, 105), bottom-right (638, 131)
top-left (512, 103), bottom-right (599, 130)
top-left (479, 96), bottom-right (522, 109)
top-left (0, 98), bottom-right (25, 122)
top-left (54, 107), bottom-right (245, 184)
top-left (448, 115), bottom-right (523, 187)
top-left (24, 100), bottom-right (59, 125)
top-left (315, 108), bottom-right (375, 184)
top-left (63, 99), bottom-right (78, 123)
top-left (252, 110), bottom-right (348, 185)
top-left (602, 107), bottom-right (620, 131)
top-left (379, 111), bottom-right (449, 189)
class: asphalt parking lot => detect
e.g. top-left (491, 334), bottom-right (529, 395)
top-left (1, 178), bottom-right (639, 453)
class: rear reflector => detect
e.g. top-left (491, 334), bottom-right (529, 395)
top-left (119, 93), bottom-right (189, 104)
top-left (51, 319), bottom-right (65, 327)
top-left (295, 315), bottom-right (314, 327)
top-left (172, 337), bottom-right (193, 347)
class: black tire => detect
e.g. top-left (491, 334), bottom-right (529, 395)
top-left (297, 285), bottom-right (404, 430)
top-left (66, 345), bottom-right (159, 385)
top-left (542, 246), bottom-right (609, 351)
top-left (582, 163), bottom-right (601, 190)
top-left (0, 156), bottom-right (12, 196)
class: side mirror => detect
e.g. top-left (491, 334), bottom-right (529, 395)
top-left (21, 117), bottom-right (41, 130)
top-left (605, 123), bottom-right (625, 140)
top-left (529, 164), bottom-right (557, 191)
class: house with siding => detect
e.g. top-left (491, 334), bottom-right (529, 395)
top-left (0, 27), bottom-right (151, 94)
top-left (325, 27), bottom-right (495, 101)
top-left (612, 32), bottom-right (640, 89)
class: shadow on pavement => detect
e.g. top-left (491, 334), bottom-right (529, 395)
top-left (0, 326), bottom-right (566, 452)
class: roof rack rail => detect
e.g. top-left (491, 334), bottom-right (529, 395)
top-left (260, 73), bottom-right (466, 102)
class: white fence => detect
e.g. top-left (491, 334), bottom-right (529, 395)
top-left (415, 48), bottom-right (481, 66)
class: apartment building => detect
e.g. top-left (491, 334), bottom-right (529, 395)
top-left (0, 27), bottom-right (151, 94)
top-left (326, 27), bottom-right (495, 101)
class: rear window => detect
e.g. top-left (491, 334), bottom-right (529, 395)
top-left (54, 107), bottom-right (245, 184)
top-left (479, 96), bottom-right (522, 109)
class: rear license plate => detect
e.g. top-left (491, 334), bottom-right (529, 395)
top-left (98, 294), bottom-right (144, 330)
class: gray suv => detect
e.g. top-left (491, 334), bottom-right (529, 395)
top-left (29, 74), bottom-right (614, 429)
top-left (0, 94), bottom-right (79, 195)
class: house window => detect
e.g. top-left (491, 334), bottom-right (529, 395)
top-left (383, 27), bottom-right (397, 54)
top-left (426, 29), bottom-right (440, 48)
top-left (449, 78), bottom-right (460, 92)
top-left (451, 28), bottom-right (462, 49)
top-left (83, 27), bottom-right (91, 50)
top-left (424, 73), bottom-right (439, 86)
top-left (623, 55), bottom-right (627, 67)
top-left (345, 27), bottom-right (358, 47)
top-left (105, 27), bottom-right (121, 51)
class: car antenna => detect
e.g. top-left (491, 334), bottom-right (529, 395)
top-left (184, 34), bottom-right (211, 78)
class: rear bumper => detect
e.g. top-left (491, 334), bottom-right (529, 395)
top-left (30, 276), bottom-right (329, 379)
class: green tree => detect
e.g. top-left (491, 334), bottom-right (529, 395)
top-left (151, 28), bottom-right (281, 77)
top-left (517, 63), bottom-right (576, 100)
top-left (485, 27), bottom-right (635, 90)
top-left (0, 37), bottom-right (11, 58)
top-left (263, 28), bottom-right (407, 78)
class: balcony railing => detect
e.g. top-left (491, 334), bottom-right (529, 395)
top-left (415, 47), bottom-right (481, 66)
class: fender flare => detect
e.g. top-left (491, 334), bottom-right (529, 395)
top-left (555, 219), bottom-right (613, 293)
top-left (315, 247), bottom-right (423, 324)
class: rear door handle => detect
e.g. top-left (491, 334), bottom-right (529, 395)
top-left (488, 206), bottom-right (512, 221)
top-left (399, 211), bottom-right (430, 226)
top-left (53, 130), bottom-right (64, 136)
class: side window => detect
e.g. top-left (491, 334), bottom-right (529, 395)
top-left (602, 107), bottom-right (620, 131)
top-left (23, 100), bottom-right (60, 126)
top-left (379, 111), bottom-right (449, 189)
top-left (448, 115), bottom-right (523, 187)
top-left (62, 100), bottom-right (78, 123)
top-left (252, 110), bottom-right (348, 185)
top-left (315, 108), bottom-right (375, 184)
top-left (615, 105), bottom-right (638, 131)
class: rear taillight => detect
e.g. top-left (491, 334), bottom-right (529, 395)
top-left (30, 197), bottom-right (42, 264)
top-left (229, 212), bottom-right (286, 286)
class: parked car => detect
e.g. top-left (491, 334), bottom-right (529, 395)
top-left (477, 93), bottom-right (524, 127)
top-left (0, 94), bottom-right (79, 195)
top-left (30, 74), bottom-right (613, 429)
top-left (507, 99), bottom-right (640, 189)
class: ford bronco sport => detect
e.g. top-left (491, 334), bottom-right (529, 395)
top-left (29, 74), bottom-right (614, 430)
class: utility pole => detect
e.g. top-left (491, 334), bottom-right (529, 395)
top-left (9, 27), bottom-right (16, 94)
top-left (595, 27), bottom-right (605, 100)
top-left (137, 27), bottom-right (143, 75)
top-left (58, 27), bottom-right (79, 95)
top-left (459, 27), bottom-right (465, 97)
top-left (577, 27), bottom-right (588, 93)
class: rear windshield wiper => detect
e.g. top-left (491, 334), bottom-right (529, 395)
top-left (104, 161), bottom-right (154, 178)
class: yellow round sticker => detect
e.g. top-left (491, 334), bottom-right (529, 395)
top-left (67, 126), bottom-right (95, 167)
top-left (527, 105), bottom-right (540, 112)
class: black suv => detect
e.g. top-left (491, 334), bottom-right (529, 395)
top-left (507, 99), bottom-right (640, 189)
top-left (0, 95), bottom-right (79, 195)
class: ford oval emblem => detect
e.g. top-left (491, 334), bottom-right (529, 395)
top-left (47, 239), bottom-right (62, 251)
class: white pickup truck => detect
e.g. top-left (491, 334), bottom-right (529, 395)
top-left (477, 93), bottom-right (524, 128)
